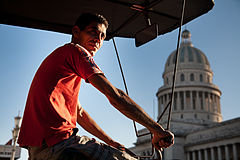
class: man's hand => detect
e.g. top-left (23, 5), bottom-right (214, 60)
top-left (152, 130), bottom-right (174, 151)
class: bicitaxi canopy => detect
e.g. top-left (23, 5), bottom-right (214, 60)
top-left (0, 0), bottom-right (214, 46)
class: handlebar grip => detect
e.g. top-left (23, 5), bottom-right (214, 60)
top-left (163, 136), bottom-right (173, 144)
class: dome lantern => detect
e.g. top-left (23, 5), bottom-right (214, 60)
top-left (181, 29), bottom-right (192, 46)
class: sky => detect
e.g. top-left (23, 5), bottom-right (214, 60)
top-left (0, 0), bottom-right (240, 159)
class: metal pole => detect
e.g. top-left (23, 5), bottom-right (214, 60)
top-left (10, 115), bottom-right (22, 160)
top-left (10, 128), bottom-right (17, 160)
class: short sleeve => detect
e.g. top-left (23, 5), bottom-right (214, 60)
top-left (68, 44), bottom-right (104, 82)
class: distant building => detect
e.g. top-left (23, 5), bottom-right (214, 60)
top-left (0, 139), bottom-right (21, 160)
top-left (129, 30), bottom-right (240, 160)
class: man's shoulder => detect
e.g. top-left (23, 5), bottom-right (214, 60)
top-left (55, 43), bottom-right (87, 56)
top-left (73, 43), bottom-right (92, 57)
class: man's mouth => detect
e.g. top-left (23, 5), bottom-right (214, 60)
top-left (88, 42), bottom-right (99, 50)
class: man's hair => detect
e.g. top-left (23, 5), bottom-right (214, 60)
top-left (74, 13), bottom-right (108, 30)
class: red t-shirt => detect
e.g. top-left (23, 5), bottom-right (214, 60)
top-left (18, 43), bottom-right (103, 147)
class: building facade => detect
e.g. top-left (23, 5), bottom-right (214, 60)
top-left (129, 30), bottom-right (240, 160)
top-left (0, 145), bottom-right (21, 160)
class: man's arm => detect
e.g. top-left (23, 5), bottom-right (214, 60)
top-left (88, 74), bottom-right (174, 150)
top-left (77, 101), bottom-right (124, 148)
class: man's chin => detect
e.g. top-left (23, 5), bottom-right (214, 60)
top-left (85, 47), bottom-right (96, 56)
top-left (89, 50), bottom-right (97, 56)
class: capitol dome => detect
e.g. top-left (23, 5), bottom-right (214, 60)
top-left (157, 30), bottom-right (222, 132)
top-left (164, 29), bottom-right (211, 78)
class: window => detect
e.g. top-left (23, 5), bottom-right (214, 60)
top-left (180, 74), bottom-right (185, 81)
top-left (192, 91), bottom-right (196, 110)
top-left (190, 73), bottom-right (194, 81)
top-left (207, 76), bottom-right (210, 83)
top-left (199, 92), bottom-right (204, 110)
top-left (186, 91), bottom-right (190, 109)
top-left (200, 74), bottom-right (203, 82)
top-left (180, 92), bottom-right (184, 110)
top-left (194, 114), bottom-right (197, 118)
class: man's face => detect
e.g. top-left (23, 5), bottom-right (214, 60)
top-left (74, 21), bottom-right (107, 56)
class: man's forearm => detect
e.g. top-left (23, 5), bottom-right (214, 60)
top-left (87, 74), bottom-right (174, 150)
top-left (109, 88), bottom-right (165, 134)
top-left (88, 74), bottom-right (165, 134)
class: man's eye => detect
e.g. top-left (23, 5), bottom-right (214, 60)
top-left (101, 34), bottom-right (106, 40)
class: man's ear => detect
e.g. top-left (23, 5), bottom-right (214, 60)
top-left (72, 26), bottom-right (80, 38)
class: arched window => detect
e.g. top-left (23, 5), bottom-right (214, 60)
top-left (200, 74), bottom-right (203, 82)
top-left (190, 73), bottom-right (194, 81)
top-left (166, 77), bottom-right (169, 85)
top-left (180, 74), bottom-right (185, 81)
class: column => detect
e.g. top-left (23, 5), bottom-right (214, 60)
top-left (190, 91), bottom-right (193, 110)
top-left (187, 151), bottom-right (191, 160)
top-left (215, 95), bottom-right (218, 113)
top-left (177, 92), bottom-right (180, 111)
top-left (173, 92), bottom-right (177, 110)
top-left (198, 150), bottom-right (202, 160)
top-left (225, 145), bottom-right (229, 160)
top-left (167, 93), bottom-right (170, 108)
top-left (184, 91), bottom-right (186, 110)
top-left (203, 92), bottom-right (206, 111)
top-left (192, 151), bottom-right (196, 160)
top-left (158, 96), bottom-right (161, 116)
top-left (212, 94), bottom-right (217, 113)
top-left (163, 94), bottom-right (167, 111)
top-left (217, 96), bottom-right (221, 114)
top-left (204, 149), bottom-right (208, 160)
top-left (208, 93), bottom-right (211, 112)
top-left (218, 147), bottom-right (222, 160)
top-left (213, 95), bottom-right (216, 113)
top-left (196, 91), bottom-right (200, 110)
top-left (211, 148), bottom-right (215, 160)
top-left (233, 143), bottom-right (238, 160)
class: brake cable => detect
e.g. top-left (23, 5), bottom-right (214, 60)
top-left (112, 0), bottom-right (186, 159)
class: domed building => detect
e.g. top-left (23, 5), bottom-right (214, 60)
top-left (159, 29), bottom-right (222, 126)
top-left (129, 30), bottom-right (240, 160)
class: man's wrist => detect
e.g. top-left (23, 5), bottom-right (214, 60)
top-left (149, 123), bottom-right (165, 134)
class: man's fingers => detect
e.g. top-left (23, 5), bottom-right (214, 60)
top-left (153, 138), bottom-right (173, 150)
top-left (163, 136), bottom-right (174, 144)
top-left (153, 141), bottom-right (164, 151)
top-left (158, 139), bottom-right (165, 147)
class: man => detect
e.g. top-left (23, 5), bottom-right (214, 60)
top-left (18, 13), bottom-right (174, 160)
